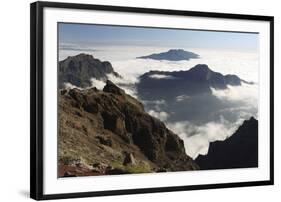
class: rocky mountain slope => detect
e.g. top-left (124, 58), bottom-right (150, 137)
top-left (195, 117), bottom-right (258, 170)
top-left (58, 53), bottom-right (119, 88)
top-left (137, 49), bottom-right (199, 61)
top-left (58, 80), bottom-right (198, 177)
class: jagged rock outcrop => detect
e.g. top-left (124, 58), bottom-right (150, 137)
top-left (137, 49), bottom-right (199, 61)
top-left (58, 53), bottom-right (119, 88)
top-left (58, 80), bottom-right (198, 177)
top-left (195, 117), bottom-right (258, 170)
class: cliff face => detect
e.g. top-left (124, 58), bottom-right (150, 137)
top-left (195, 117), bottom-right (258, 170)
top-left (58, 53), bottom-right (119, 88)
top-left (58, 80), bottom-right (198, 177)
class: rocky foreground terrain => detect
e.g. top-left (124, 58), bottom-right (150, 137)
top-left (58, 80), bottom-right (199, 177)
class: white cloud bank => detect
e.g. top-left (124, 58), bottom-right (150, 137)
top-left (210, 83), bottom-right (258, 106)
top-left (176, 95), bottom-right (190, 102)
top-left (90, 78), bottom-right (106, 90)
top-left (107, 73), bottom-right (138, 98)
top-left (167, 83), bottom-right (258, 159)
top-left (63, 82), bottom-right (81, 90)
top-left (149, 74), bottom-right (177, 79)
top-left (148, 110), bottom-right (169, 122)
top-left (91, 74), bottom-right (139, 98)
top-left (60, 45), bottom-right (259, 83)
top-left (167, 116), bottom-right (243, 159)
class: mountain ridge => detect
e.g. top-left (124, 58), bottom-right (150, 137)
top-left (137, 49), bottom-right (200, 61)
top-left (140, 64), bottom-right (249, 87)
top-left (58, 53), bottom-right (120, 88)
top-left (137, 64), bottom-right (252, 100)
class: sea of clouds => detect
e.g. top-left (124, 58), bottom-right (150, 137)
top-left (59, 45), bottom-right (259, 159)
top-left (167, 83), bottom-right (258, 159)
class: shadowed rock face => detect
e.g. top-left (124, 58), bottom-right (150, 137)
top-left (58, 53), bottom-right (119, 88)
top-left (137, 49), bottom-right (199, 61)
top-left (195, 117), bottom-right (258, 170)
top-left (137, 64), bottom-right (245, 100)
top-left (58, 80), bottom-right (198, 177)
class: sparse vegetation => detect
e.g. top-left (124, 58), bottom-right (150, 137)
top-left (110, 160), bottom-right (152, 174)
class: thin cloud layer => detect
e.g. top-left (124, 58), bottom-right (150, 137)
top-left (60, 46), bottom-right (259, 83)
top-left (167, 116), bottom-right (243, 159)
top-left (149, 74), bottom-right (177, 79)
top-left (63, 82), bottom-right (82, 90)
top-left (176, 95), bottom-right (191, 102)
top-left (210, 83), bottom-right (258, 106)
top-left (148, 110), bottom-right (169, 122)
top-left (90, 78), bottom-right (106, 90)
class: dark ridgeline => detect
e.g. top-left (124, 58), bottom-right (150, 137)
top-left (58, 53), bottom-right (119, 88)
top-left (137, 64), bottom-right (247, 100)
top-left (137, 49), bottom-right (199, 61)
top-left (195, 117), bottom-right (258, 170)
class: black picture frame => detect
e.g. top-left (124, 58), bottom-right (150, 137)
top-left (30, 1), bottom-right (274, 200)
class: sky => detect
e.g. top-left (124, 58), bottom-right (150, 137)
top-left (59, 23), bottom-right (259, 51)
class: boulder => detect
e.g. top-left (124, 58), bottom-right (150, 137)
top-left (123, 152), bottom-right (136, 166)
top-left (103, 80), bottom-right (125, 96)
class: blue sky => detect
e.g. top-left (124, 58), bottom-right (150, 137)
top-left (59, 23), bottom-right (258, 51)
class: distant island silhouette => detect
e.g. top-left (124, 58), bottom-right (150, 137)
top-left (137, 49), bottom-right (199, 61)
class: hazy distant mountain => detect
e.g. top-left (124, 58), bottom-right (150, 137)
top-left (58, 53), bottom-right (119, 88)
top-left (137, 64), bottom-right (247, 100)
top-left (137, 49), bottom-right (199, 61)
top-left (195, 117), bottom-right (258, 170)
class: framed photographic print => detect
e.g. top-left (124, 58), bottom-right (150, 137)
top-left (30, 1), bottom-right (274, 200)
